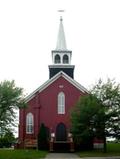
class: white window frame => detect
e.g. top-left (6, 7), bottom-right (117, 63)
top-left (58, 92), bottom-right (65, 114)
top-left (26, 113), bottom-right (34, 134)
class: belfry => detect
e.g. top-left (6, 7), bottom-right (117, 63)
top-left (49, 17), bottom-right (74, 79)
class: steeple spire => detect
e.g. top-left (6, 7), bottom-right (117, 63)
top-left (49, 16), bottom-right (75, 79)
top-left (56, 16), bottom-right (67, 50)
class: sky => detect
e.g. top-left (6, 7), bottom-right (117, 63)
top-left (0, 0), bottom-right (120, 96)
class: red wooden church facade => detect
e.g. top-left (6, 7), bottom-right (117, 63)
top-left (18, 17), bottom-right (88, 149)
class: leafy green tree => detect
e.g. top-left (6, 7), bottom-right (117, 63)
top-left (37, 123), bottom-right (48, 150)
top-left (0, 80), bottom-right (26, 133)
top-left (71, 78), bottom-right (120, 151)
top-left (91, 79), bottom-right (120, 140)
top-left (71, 94), bottom-right (105, 150)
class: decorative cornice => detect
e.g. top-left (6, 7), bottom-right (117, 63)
top-left (52, 50), bottom-right (72, 53)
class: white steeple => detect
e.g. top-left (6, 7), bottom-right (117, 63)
top-left (49, 16), bottom-right (75, 79)
top-left (56, 16), bottom-right (67, 50)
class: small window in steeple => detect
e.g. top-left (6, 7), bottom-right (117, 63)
top-left (63, 55), bottom-right (69, 64)
top-left (55, 54), bottom-right (61, 64)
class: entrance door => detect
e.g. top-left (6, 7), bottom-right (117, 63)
top-left (56, 123), bottom-right (67, 141)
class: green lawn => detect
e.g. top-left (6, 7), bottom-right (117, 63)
top-left (0, 149), bottom-right (47, 159)
top-left (78, 143), bottom-right (120, 157)
top-left (0, 143), bottom-right (120, 158)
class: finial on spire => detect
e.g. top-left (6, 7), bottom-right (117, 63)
top-left (60, 16), bottom-right (63, 21)
top-left (58, 10), bottom-right (65, 22)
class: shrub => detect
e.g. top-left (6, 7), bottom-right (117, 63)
top-left (37, 123), bottom-right (48, 150)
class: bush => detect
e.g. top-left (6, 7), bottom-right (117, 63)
top-left (37, 123), bottom-right (48, 150)
top-left (0, 130), bottom-right (15, 148)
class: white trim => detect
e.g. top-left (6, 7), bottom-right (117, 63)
top-left (52, 50), bottom-right (72, 53)
top-left (49, 65), bottom-right (75, 68)
top-left (25, 71), bottom-right (89, 102)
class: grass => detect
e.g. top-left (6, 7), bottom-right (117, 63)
top-left (78, 143), bottom-right (120, 157)
top-left (0, 149), bottom-right (48, 159)
top-left (0, 143), bottom-right (119, 158)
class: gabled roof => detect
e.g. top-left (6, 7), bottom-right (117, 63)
top-left (25, 71), bottom-right (89, 102)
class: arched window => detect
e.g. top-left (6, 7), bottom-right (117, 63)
top-left (63, 55), bottom-right (69, 64)
top-left (26, 113), bottom-right (34, 134)
top-left (58, 92), bottom-right (65, 114)
top-left (54, 54), bottom-right (61, 64)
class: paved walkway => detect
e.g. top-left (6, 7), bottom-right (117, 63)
top-left (45, 153), bottom-right (120, 159)
top-left (45, 153), bottom-right (80, 158)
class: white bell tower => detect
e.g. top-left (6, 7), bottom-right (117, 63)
top-left (52, 16), bottom-right (72, 65)
top-left (49, 16), bottom-right (74, 79)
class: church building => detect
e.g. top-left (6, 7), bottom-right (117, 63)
top-left (18, 17), bottom-right (88, 150)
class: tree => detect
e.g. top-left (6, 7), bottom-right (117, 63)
top-left (0, 80), bottom-right (26, 133)
top-left (91, 79), bottom-right (120, 141)
top-left (0, 129), bottom-right (15, 148)
top-left (71, 78), bottom-right (120, 151)
top-left (37, 123), bottom-right (48, 150)
top-left (71, 94), bottom-right (105, 150)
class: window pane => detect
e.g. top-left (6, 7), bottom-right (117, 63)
top-left (58, 92), bottom-right (65, 114)
top-left (26, 113), bottom-right (34, 134)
